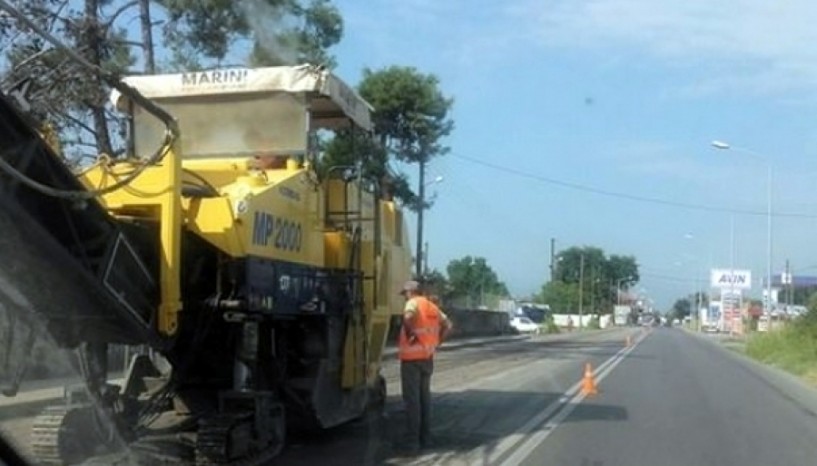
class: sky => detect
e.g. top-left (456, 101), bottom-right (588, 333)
top-left (80, 0), bottom-right (817, 310)
top-left (328, 0), bottom-right (817, 309)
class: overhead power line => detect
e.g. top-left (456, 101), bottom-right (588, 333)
top-left (639, 272), bottom-right (701, 283)
top-left (451, 153), bottom-right (817, 219)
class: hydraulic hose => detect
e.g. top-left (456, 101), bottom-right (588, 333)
top-left (0, 1), bottom-right (179, 201)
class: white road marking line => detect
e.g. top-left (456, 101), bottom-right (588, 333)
top-left (470, 348), bottom-right (623, 466)
top-left (430, 331), bottom-right (644, 466)
top-left (497, 331), bottom-right (647, 466)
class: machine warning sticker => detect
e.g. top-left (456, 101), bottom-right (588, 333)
top-left (252, 212), bottom-right (302, 251)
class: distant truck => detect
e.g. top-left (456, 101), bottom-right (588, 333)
top-left (614, 305), bottom-right (631, 326)
top-left (701, 302), bottom-right (722, 332)
top-left (515, 303), bottom-right (550, 324)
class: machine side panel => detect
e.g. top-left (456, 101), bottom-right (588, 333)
top-left (236, 172), bottom-right (324, 267)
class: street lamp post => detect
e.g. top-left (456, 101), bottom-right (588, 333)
top-left (415, 172), bottom-right (444, 278)
top-left (683, 233), bottom-right (700, 330)
top-left (711, 140), bottom-right (773, 321)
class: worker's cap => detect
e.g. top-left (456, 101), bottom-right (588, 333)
top-left (399, 280), bottom-right (420, 295)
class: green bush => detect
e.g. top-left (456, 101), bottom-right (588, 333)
top-left (540, 316), bottom-right (560, 334)
top-left (587, 316), bottom-right (601, 330)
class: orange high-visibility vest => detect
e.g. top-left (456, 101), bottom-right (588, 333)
top-left (399, 297), bottom-right (442, 361)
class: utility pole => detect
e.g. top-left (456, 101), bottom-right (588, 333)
top-left (694, 283), bottom-right (699, 326)
top-left (479, 268), bottom-right (485, 308)
top-left (578, 254), bottom-right (585, 331)
top-left (590, 267), bottom-right (596, 313)
top-left (415, 158), bottom-right (426, 279)
top-left (610, 279), bottom-right (615, 310)
top-left (423, 241), bottom-right (429, 276)
top-left (550, 238), bottom-right (556, 281)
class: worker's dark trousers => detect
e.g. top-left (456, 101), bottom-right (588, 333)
top-left (401, 358), bottom-right (434, 447)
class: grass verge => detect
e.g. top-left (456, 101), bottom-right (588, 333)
top-left (745, 321), bottom-right (817, 384)
top-left (721, 338), bottom-right (747, 354)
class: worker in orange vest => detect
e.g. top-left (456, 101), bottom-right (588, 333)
top-left (398, 280), bottom-right (452, 453)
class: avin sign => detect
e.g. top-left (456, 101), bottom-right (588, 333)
top-left (710, 269), bottom-right (752, 290)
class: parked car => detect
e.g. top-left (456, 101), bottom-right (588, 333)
top-left (510, 316), bottom-right (540, 334)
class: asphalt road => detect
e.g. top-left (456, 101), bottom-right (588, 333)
top-left (516, 328), bottom-right (817, 466)
top-left (280, 326), bottom-right (817, 466)
top-left (5, 326), bottom-right (817, 466)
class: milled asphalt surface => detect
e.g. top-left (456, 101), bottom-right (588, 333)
top-left (7, 326), bottom-right (817, 466)
top-left (280, 327), bottom-right (636, 466)
top-left (0, 328), bottom-right (630, 465)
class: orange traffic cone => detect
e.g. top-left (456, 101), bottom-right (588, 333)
top-left (581, 362), bottom-right (599, 396)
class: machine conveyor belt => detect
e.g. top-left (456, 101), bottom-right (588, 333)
top-left (0, 91), bottom-right (160, 348)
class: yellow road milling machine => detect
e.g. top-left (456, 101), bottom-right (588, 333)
top-left (0, 62), bottom-right (412, 464)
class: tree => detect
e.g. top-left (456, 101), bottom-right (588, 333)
top-left (554, 247), bottom-right (638, 288)
top-left (671, 297), bottom-right (691, 320)
top-left (446, 256), bottom-right (508, 308)
top-left (325, 66), bottom-right (453, 209)
top-left (607, 254), bottom-right (640, 288)
top-left (689, 291), bottom-right (709, 311)
top-left (418, 269), bottom-right (450, 304)
top-left (320, 130), bottom-right (420, 206)
top-left (670, 292), bottom-right (708, 322)
top-left (792, 286), bottom-right (817, 306)
top-left (539, 281), bottom-right (580, 314)
top-left (158, 0), bottom-right (343, 68)
top-left (322, 66), bottom-right (453, 277)
top-left (550, 246), bottom-right (639, 313)
top-left (1, 0), bottom-right (345, 160)
top-left (358, 66), bottom-right (454, 166)
top-left (801, 292), bottom-right (817, 325)
top-left (2, 0), bottom-right (135, 158)
top-left (79, 0), bottom-right (118, 156)
top-left (554, 246), bottom-right (605, 285)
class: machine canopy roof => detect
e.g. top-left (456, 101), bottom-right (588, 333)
top-left (111, 64), bottom-right (373, 131)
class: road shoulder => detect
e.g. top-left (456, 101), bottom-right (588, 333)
top-left (681, 328), bottom-right (817, 420)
